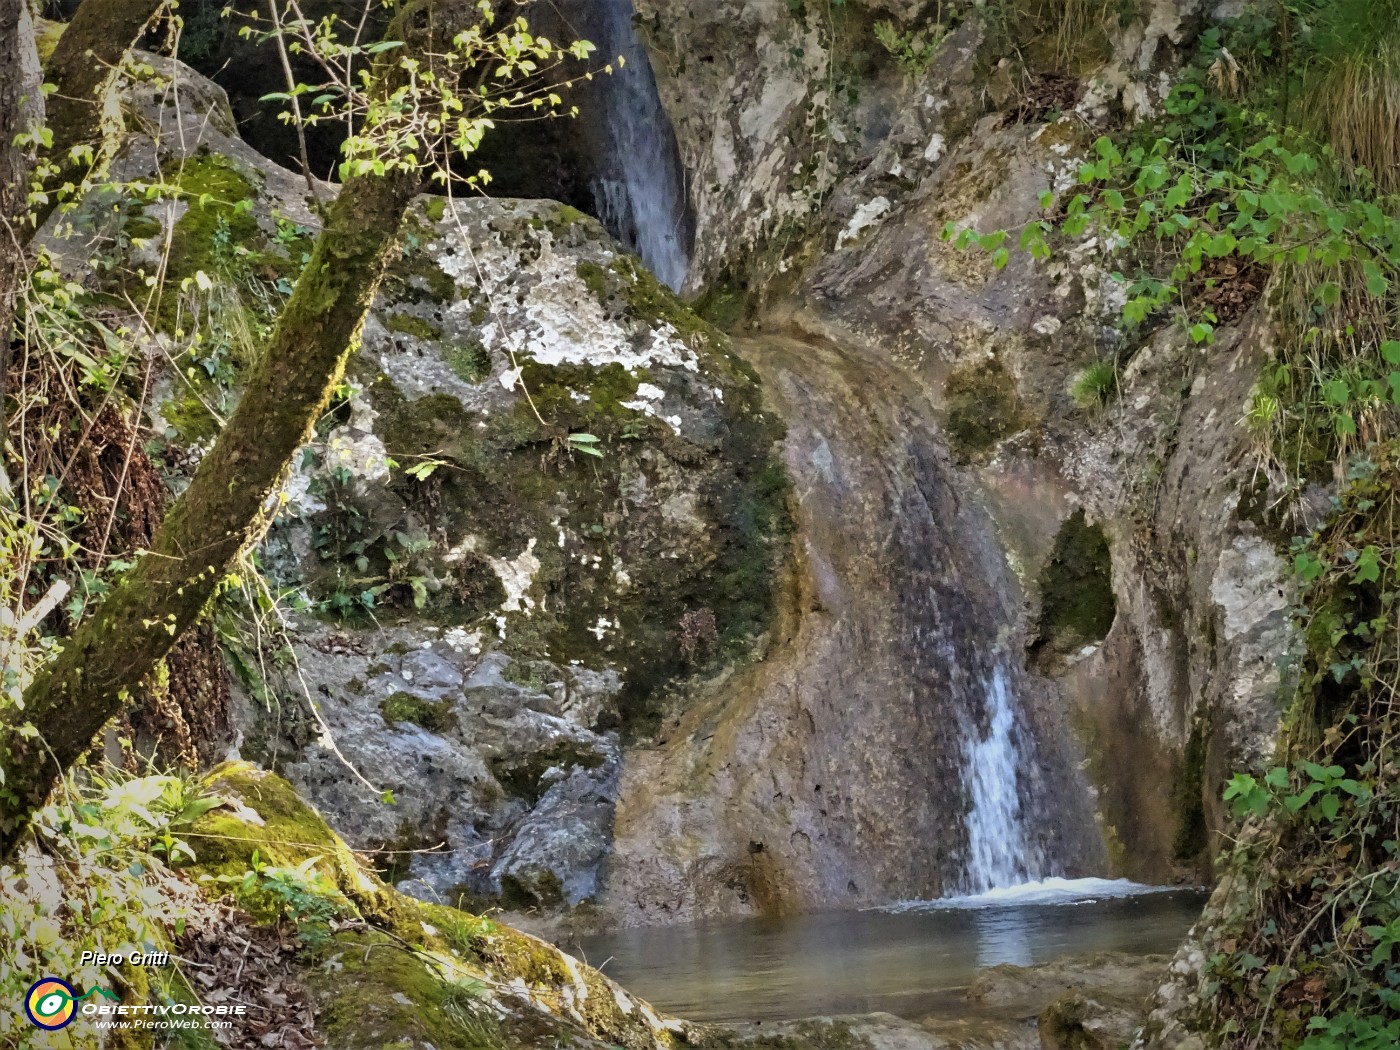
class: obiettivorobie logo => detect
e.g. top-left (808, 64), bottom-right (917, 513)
top-left (23, 978), bottom-right (120, 1031)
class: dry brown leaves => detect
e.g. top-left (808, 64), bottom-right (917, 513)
top-left (175, 897), bottom-right (322, 1049)
top-left (1011, 72), bottom-right (1083, 125)
top-left (1190, 256), bottom-right (1265, 325)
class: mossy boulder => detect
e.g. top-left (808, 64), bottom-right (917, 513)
top-left (184, 763), bottom-right (688, 1050)
top-left (270, 197), bottom-right (791, 740)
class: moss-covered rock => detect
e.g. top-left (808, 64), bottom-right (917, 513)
top-left (271, 197), bottom-right (791, 740)
top-left (942, 357), bottom-right (1029, 460)
top-left (184, 764), bottom-right (687, 1050)
top-left (1033, 510), bottom-right (1116, 659)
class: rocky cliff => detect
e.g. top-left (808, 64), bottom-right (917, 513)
top-left (62, 0), bottom-right (1292, 935)
top-left (603, 0), bottom-right (1294, 921)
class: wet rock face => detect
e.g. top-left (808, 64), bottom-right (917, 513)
top-left (600, 334), bottom-right (1105, 926)
top-left (626, 0), bottom-right (1288, 894)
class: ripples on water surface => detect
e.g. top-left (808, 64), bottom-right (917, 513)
top-left (575, 880), bottom-right (1206, 1023)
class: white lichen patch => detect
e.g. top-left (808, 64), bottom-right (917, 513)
top-left (430, 207), bottom-right (700, 376)
top-left (837, 196), bottom-right (892, 248)
top-left (489, 539), bottom-right (542, 615)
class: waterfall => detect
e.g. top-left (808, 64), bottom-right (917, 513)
top-left (585, 0), bottom-right (692, 291)
top-left (961, 666), bottom-right (1041, 893)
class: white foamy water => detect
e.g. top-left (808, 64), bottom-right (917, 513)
top-left (588, 0), bottom-right (691, 290)
top-left (961, 665), bottom-right (1039, 893)
top-left (887, 877), bottom-right (1184, 912)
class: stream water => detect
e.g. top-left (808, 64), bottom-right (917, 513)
top-left (577, 882), bottom-right (1206, 1023)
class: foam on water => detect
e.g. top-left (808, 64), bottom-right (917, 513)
top-left (886, 877), bottom-right (1185, 912)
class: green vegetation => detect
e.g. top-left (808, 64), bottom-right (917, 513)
top-left (380, 690), bottom-right (456, 733)
top-left (445, 340), bottom-right (492, 383)
top-left (383, 311), bottom-right (444, 341)
top-left (1069, 359), bottom-right (1118, 410)
top-left (1034, 509), bottom-right (1116, 657)
top-left (873, 17), bottom-right (946, 79)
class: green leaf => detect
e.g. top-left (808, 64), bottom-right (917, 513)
top-left (1363, 260), bottom-right (1389, 298)
top-left (1322, 379), bottom-right (1351, 405)
top-left (1316, 793), bottom-right (1340, 822)
top-left (1354, 545), bottom-right (1381, 584)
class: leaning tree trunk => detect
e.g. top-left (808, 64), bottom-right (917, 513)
top-left (0, 0), bottom-right (43, 491)
top-left (0, 0), bottom-right (487, 859)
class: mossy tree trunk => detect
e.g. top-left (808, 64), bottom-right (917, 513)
top-left (0, 0), bottom-right (42, 490)
top-left (0, 0), bottom-right (486, 860)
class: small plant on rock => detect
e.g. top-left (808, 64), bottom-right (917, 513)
top-left (1070, 360), bottom-right (1118, 410)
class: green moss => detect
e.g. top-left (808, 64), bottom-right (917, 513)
top-left (517, 360), bottom-right (642, 429)
top-left (383, 312), bottom-right (444, 341)
top-left (183, 763), bottom-right (391, 918)
top-left (380, 691), bottom-right (455, 732)
top-left (609, 255), bottom-right (717, 341)
top-left (694, 272), bottom-right (751, 331)
top-left (445, 341), bottom-right (492, 383)
top-left (423, 196), bottom-right (448, 223)
top-left (160, 385), bottom-right (220, 444)
top-left (124, 213), bottom-right (162, 242)
top-left (943, 357), bottom-right (1028, 459)
top-left (500, 659), bottom-right (557, 690)
top-left (576, 260), bottom-right (610, 299)
top-left (530, 203), bottom-right (589, 237)
top-left (489, 741), bottom-right (605, 805)
top-left (312, 930), bottom-right (502, 1050)
top-left (1172, 719), bottom-right (1209, 863)
top-left (576, 254), bottom-right (719, 344)
top-left (160, 153), bottom-right (259, 285)
top-left (1033, 509), bottom-right (1117, 657)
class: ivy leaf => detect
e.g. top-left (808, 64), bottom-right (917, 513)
top-left (1294, 551), bottom-right (1325, 582)
top-left (1354, 546), bottom-right (1382, 584)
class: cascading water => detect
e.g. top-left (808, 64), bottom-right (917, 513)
top-left (584, 0), bottom-right (693, 290)
top-left (960, 666), bottom-right (1044, 893)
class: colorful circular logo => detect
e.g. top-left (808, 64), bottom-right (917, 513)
top-left (24, 978), bottom-right (77, 1030)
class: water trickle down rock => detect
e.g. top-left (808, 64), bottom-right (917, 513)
top-left (573, 0), bottom-right (693, 291)
top-left (962, 665), bottom-right (1044, 894)
top-left (602, 334), bottom-right (1103, 926)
